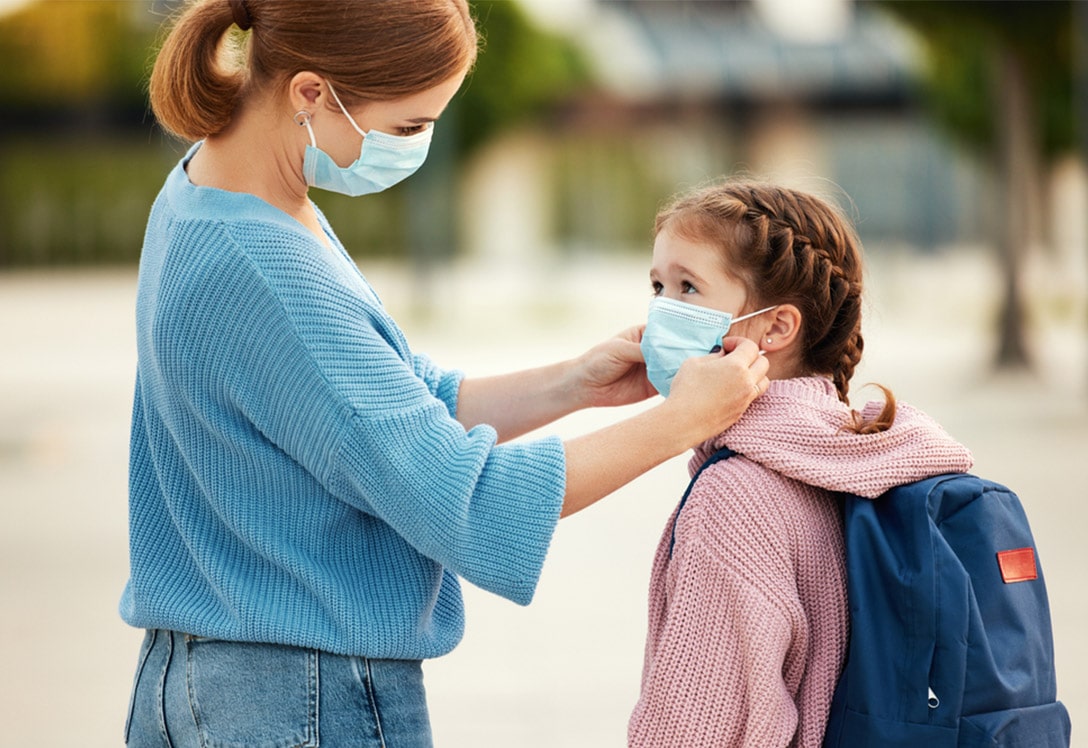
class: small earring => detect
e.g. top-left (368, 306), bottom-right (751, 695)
top-left (766, 338), bottom-right (773, 344)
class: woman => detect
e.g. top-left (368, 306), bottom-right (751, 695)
top-left (121, 2), bottom-right (770, 746)
top-left (629, 180), bottom-right (972, 746)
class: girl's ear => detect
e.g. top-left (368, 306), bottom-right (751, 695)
top-left (760, 304), bottom-right (802, 353)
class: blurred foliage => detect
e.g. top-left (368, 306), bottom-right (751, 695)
top-left (456, 1), bottom-right (589, 156)
top-left (0, 0), bottom-right (589, 267)
top-left (0, 0), bottom-right (156, 113)
top-left (877, 0), bottom-right (1077, 160)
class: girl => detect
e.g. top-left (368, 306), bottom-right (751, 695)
top-left (629, 180), bottom-right (973, 747)
top-left (123, 2), bottom-right (770, 746)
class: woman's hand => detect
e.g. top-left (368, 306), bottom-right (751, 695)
top-left (559, 336), bottom-right (769, 517)
top-left (662, 336), bottom-right (770, 443)
top-left (571, 326), bottom-right (657, 409)
top-left (457, 326), bottom-right (653, 442)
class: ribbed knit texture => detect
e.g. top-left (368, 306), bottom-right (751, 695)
top-left (629, 377), bottom-right (973, 747)
top-left (120, 146), bottom-right (566, 659)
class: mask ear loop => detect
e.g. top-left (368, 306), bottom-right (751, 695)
top-left (325, 82), bottom-right (369, 138)
top-left (294, 110), bottom-right (317, 148)
top-left (724, 304), bottom-right (778, 355)
top-left (731, 304), bottom-right (778, 324)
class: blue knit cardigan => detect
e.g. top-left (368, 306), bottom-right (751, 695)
top-left (119, 148), bottom-right (566, 659)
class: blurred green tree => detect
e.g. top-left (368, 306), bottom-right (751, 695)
top-left (877, 0), bottom-right (1078, 371)
top-left (456, 1), bottom-right (589, 156)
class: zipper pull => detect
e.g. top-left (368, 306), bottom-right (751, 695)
top-left (927, 687), bottom-right (940, 709)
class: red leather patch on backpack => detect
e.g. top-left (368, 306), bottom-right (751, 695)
top-left (997, 548), bottom-right (1037, 583)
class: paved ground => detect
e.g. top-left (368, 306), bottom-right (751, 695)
top-left (1, 252), bottom-right (1084, 746)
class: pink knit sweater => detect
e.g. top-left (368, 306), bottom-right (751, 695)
top-left (629, 377), bottom-right (973, 748)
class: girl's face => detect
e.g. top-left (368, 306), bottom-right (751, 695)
top-left (649, 227), bottom-right (753, 317)
top-left (650, 224), bottom-right (807, 379)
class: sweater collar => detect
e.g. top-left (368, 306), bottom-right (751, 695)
top-left (691, 377), bottom-right (973, 498)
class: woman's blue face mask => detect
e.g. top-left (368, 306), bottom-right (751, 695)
top-left (640, 297), bottom-right (775, 397)
top-left (297, 83), bottom-right (433, 197)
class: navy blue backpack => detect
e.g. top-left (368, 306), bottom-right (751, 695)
top-left (675, 448), bottom-right (1071, 747)
top-left (823, 472), bottom-right (1070, 747)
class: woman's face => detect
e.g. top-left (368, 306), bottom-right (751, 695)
top-left (649, 227), bottom-right (753, 318)
top-left (316, 71), bottom-right (467, 168)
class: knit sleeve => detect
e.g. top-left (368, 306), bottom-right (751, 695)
top-left (311, 301), bottom-right (564, 608)
top-left (411, 351), bottom-right (462, 419)
top-left (629, 538), bottom-right (802, 748)
top-left (328, 405), bottom-right (566, 606)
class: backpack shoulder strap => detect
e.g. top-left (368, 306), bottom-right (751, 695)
top-left (669, 446), bottom-right (738, 558)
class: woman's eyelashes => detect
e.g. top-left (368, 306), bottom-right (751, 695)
top-left (396, 121), bottom-right (433, 136)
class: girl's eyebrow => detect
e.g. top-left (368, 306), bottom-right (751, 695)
top-left (649, 263), bottom-right (709, 286)
top-left (671, 263), bottom-right (709, 285)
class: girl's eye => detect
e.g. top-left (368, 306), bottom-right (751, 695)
top-left (681, 281), bottom-right (697, 295)
top-left (650, 281), bottom-right (663, 297)
top-left (398, 124), bottom-right (428, 136)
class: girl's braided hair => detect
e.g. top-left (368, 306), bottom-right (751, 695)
top-left (654, 179), bottom-right (895, 434)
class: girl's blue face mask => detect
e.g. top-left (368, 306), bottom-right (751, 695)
top-left (640, 296), bottom-right (775, 397)
top-left (297, 83), bottom-right (433, 197)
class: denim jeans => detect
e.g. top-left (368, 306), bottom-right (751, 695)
top-left (125, 629), bottom-right (433, 747)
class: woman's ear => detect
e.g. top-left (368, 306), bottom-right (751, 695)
top-left (288, 71), bottom-right (325, 112)
top-left (759, 304), bottom-right (801, 353)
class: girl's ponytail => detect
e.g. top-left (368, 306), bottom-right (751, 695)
top-left (149, 0), bottom-right (248, 141)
